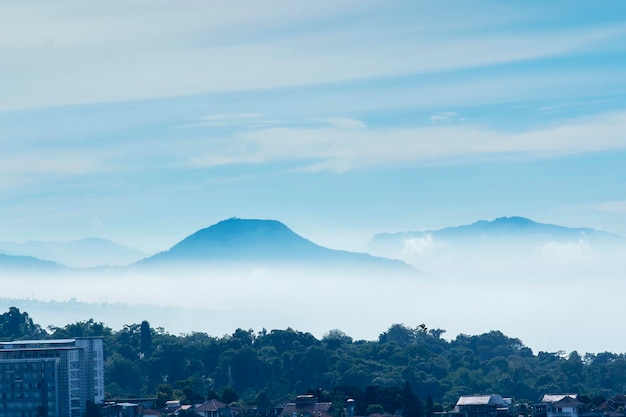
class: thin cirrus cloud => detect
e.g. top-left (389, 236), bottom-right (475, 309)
top-left (3, 110), bottom-right (626, 185)
top-left (595, 201), bottom-right (626, 214)
top-left (176, 114), bottom-right (278, 129)
top-left (186, 110), bottom-right (626, 172)
top-left (429, 112), bottom-right (459, 124)
top-left (1, 2), bottom-right (625, 111)
top-left (2, 108), bottom-right (626, 187)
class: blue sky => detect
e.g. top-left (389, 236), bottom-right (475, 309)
top-left (1, 0), bottom-right (626, 253)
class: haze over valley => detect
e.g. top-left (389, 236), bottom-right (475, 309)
top-left (1, 216), bottom-right (624, 354)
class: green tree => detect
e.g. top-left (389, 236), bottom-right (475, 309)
top-left (402, 381), bottom-right (422, 417)
top-left (255, 390), bottom-right (272, 415)
top-left (105, 352), bottom-right (142, 395)
top-left (379, 324), bottom-right (415, 346)
top-left (366, 404), bottom-right (384, 415)
top-left (425, 395), bottom-right (434, 417)
top-left (156, 384), bottom-right (174, 409)
top-left (140, 320), bottom-right (153, 357)
top-left (323, 329), bottom-right (353, 349)
top-left (49, 319), bottom-right (110, 339)
top-left (221, 387), bottom-right (239, 404)
top-left (0, 307), bottom-right (46, 340)
top-left (207, 389), bottom-right (220, 401)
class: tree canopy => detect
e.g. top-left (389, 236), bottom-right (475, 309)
top-left (2, 308), bottom-right (625, 413)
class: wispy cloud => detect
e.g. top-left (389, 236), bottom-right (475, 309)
top-left (540, 239), bottom-right (593, 264)
top-left (324, 118), bottom-right (367, 129)
top-left (1, 1), bottom-right (625, 111)
top-left (177, 114), bottom-right (282, 129)
top-left (3, 109), bottom-right (625, 186)
top-left (0, 150), bottom-right (110, 178)
top-left (402, 235), bottom-right (443, 257)
top-left (429, 112), bottom-right (459, 124)
top-left (595, 201), bottom-right (626, 214)
top-left (184, 110), bottom-right (626, 172)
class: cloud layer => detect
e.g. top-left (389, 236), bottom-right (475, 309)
top-left (2, 1), bottom-right (626, 111)
top-left (3, 110), bottom-right (626, 186)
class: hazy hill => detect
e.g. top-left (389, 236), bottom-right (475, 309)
top-left (425, 216), bottom-right (621, 242)
top-left (137, 217), bottom-right (416, 274)
top-left (368, 216), bottom-right (623, 250)
top-left (0, 253), bottom-right (64, 271)
top-left (366, 216), bottom-right (626, 274)
top-left (0, 238), bottom-right (146, 268)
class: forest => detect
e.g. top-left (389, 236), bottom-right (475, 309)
top-left (0, 306), bottom-right (623, 414)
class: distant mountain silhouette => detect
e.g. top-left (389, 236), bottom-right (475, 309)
top-left (369, 216), bottom-right (623, 246)
top-left (366, 216), bottom-right (625, 261)
top-left (0, 238), bottom-right (146, 268)
top-left (138, 218), bottom-right (416, 274)
top-left (431, 216), bottom-right (621, 241)
top-left (0, 253), bottom-right (64, 271)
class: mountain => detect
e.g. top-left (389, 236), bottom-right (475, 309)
top-left (0, 238), bottom-right (147, 268)
top-left (369, 216), bottom-right (623, 249)
top-left (365, 216), bottom-right (626, 272)
top-left (0, 253), bottom-right (64, 272)
top-left (428, 216), bottom-right (622, 242)
top-left (137, 218), bottom-right (416, 274)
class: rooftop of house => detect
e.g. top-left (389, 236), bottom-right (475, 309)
top-left (600, 395), bottom-right (626, 411)
top-left (196, 400), bottom-right (229, 412)
top-left (279, 402), bottom-right (333, 417)
top-left (541, 395), bottom-right (579, 405)
top-left (551, 397), bottom-right (583, 408)
top-left (456, 395), bottom-right (507, 407)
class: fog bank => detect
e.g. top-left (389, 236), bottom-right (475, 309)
top-left (1, 255), bottom-right (624, 354)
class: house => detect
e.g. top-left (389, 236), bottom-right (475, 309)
top-left (196, 399), bottom-right (232, 417)
top-left (164, 400), bottom-right (182, 415)
top-left (180, 405), bottom-right (194, 414)
top-left (278, 395), bottom-right (333, 417)
top-left (599, 395), bottom-right (626, 414)
top-left (451, 395), bottom-right (510, 417)
top-left (102, 402), bottom-right (141, 417)
top-left (534, 394), bottom-right (582, 417)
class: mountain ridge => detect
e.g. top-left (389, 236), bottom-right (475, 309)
top-left (0, 237), bottom-right (147, 268)
top-left (369, 216), bottom-right (624, 243)
top-left (136, 217), bottom-right (417, 274)
top-left (0, 253), bottom-right (65, 271)
top-left (2, 216), bottom-right (623, 273)
top-left (365, 216), bottom-right (626, 269)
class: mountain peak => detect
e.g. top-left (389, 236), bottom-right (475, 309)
top-left (205, 217), bottom-right (292, 235)
top-left (141, 218), bottom-right (325, 263)
top-left (138, 218), bottom-right (417, 274)
top-left (469, 216), bottom-right (540, 231)
top-left (366, 215), bottom-right (624, 258)
top-left (175, 218), bottom-right (307, 248)
top-left (492, 216), bottom-right (536, 225)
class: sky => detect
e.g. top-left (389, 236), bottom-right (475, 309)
top-left (2, 1), bottom-right (626, 353)
top-left (1, 1), bottom-right (626, 253)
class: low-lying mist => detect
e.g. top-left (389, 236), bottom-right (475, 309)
top-left (1, 243), bottom-right (625, 354)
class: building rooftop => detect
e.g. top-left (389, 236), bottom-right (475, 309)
top-left (541, 395), bottom-right (579, 404)
top-left (551, 397), bottom-right (583, 407)
top-left (0, 338), bottom-right (75, 345)
top-left (456, 395), bottom-right (506, 407)
top-left (196, 399), bottom-right (228, 412)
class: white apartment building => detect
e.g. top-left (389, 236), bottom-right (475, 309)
top-left (0, 338), bottom-right (104, 417)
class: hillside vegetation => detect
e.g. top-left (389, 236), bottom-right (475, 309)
top-left (1, 307), bottom-right (621, 412)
